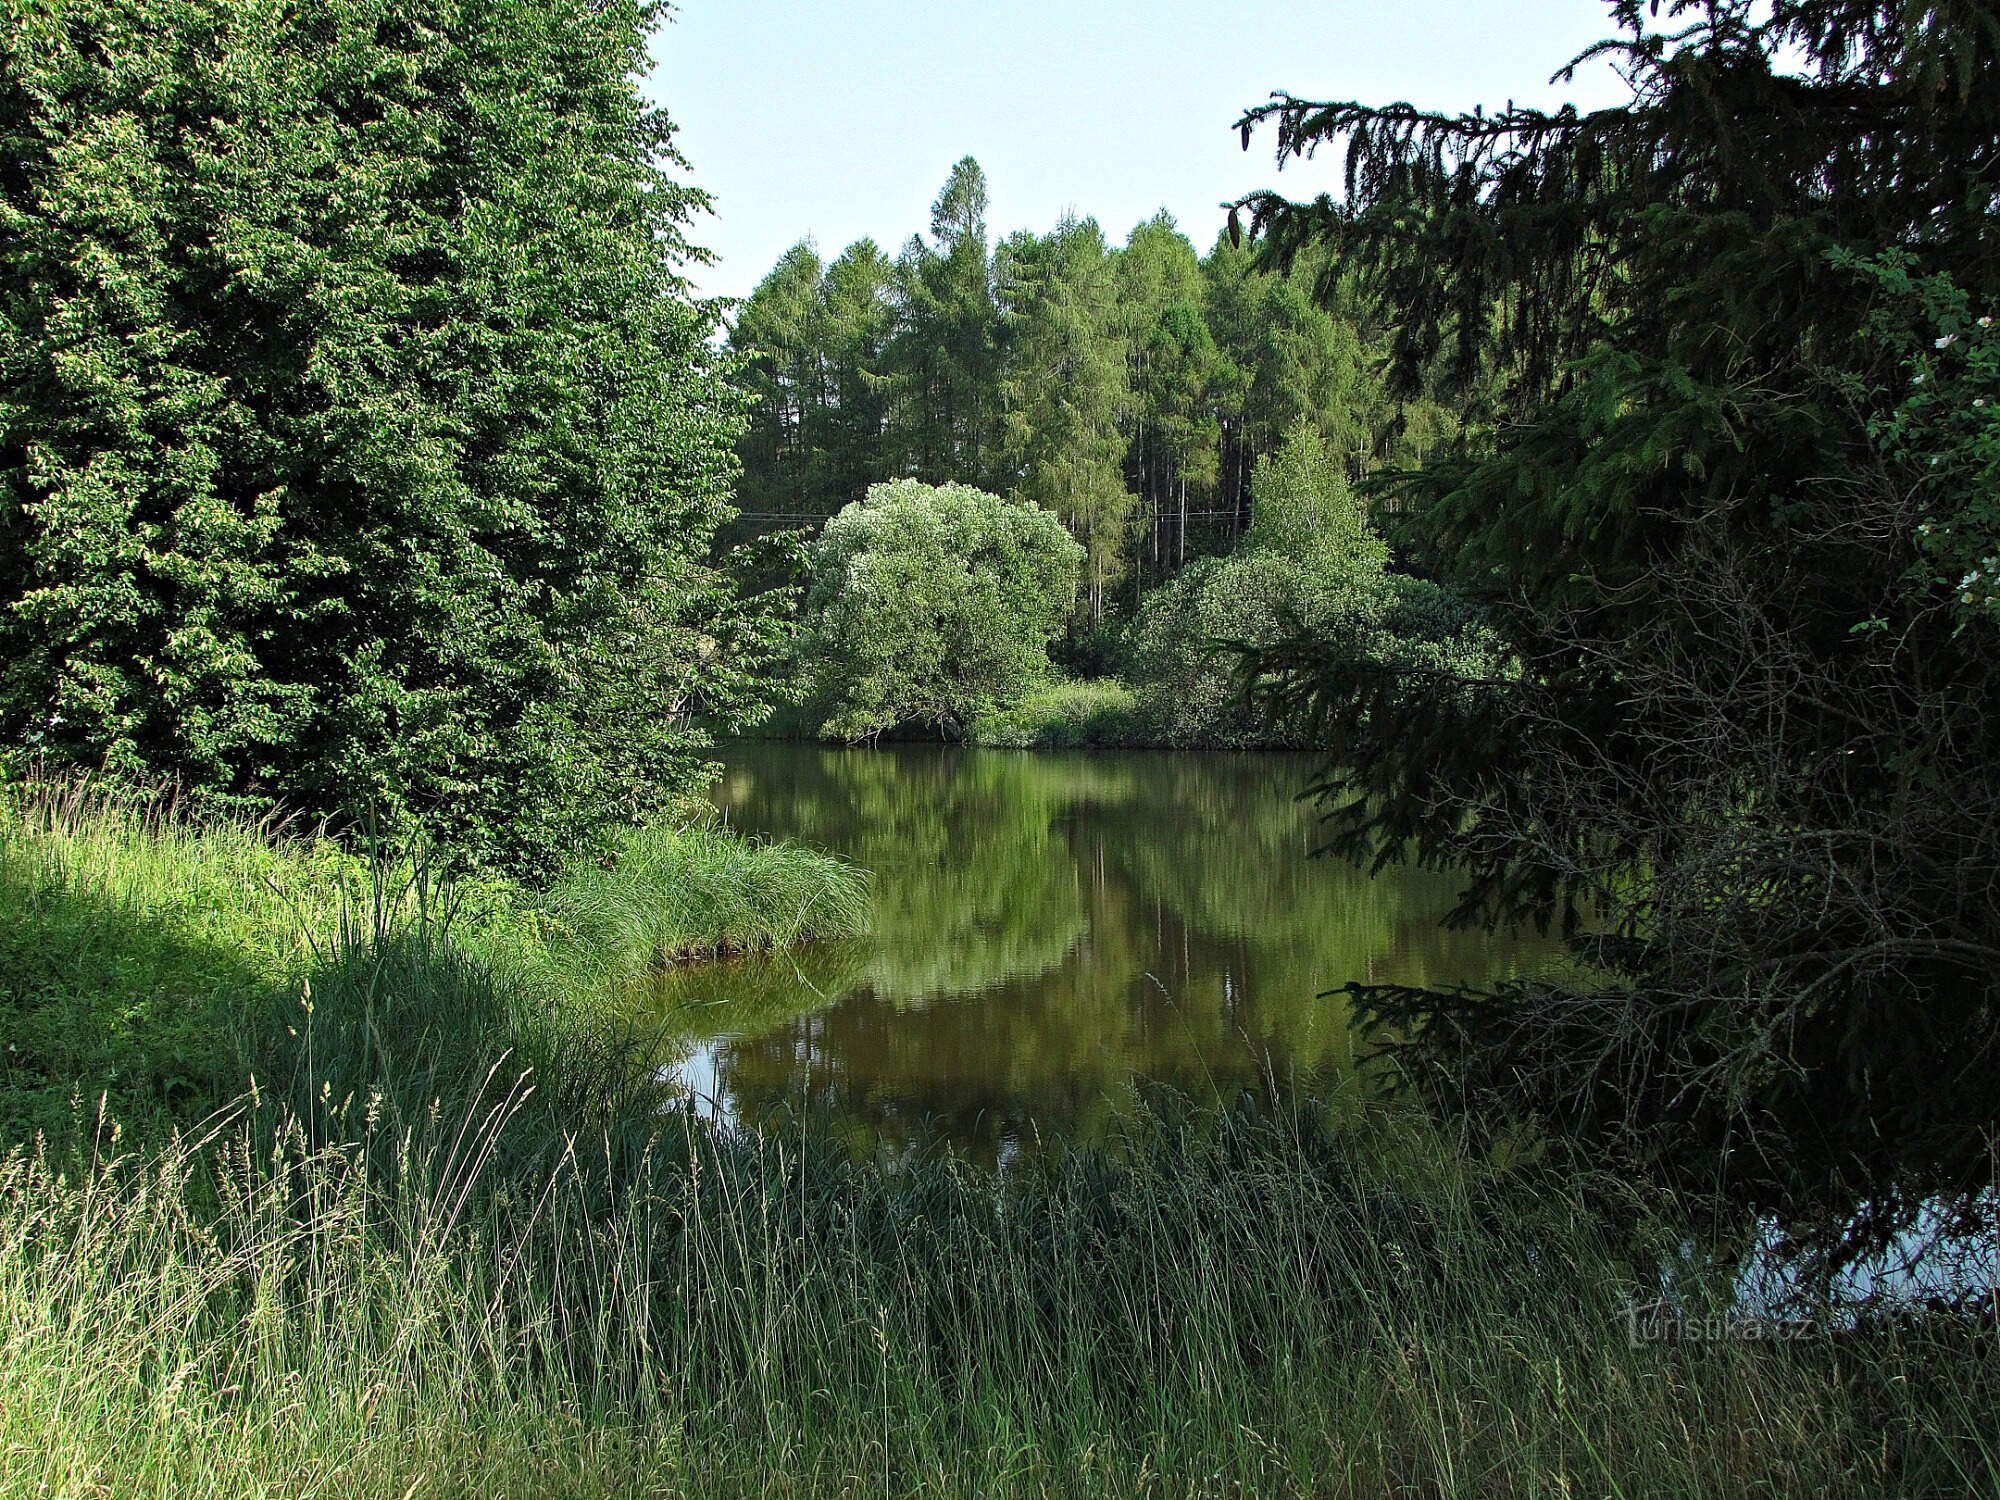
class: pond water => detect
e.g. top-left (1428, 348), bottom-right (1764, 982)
top-left (647, 743), bottom-right (1563, 1156)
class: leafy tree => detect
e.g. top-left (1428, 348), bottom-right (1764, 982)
top-left (0, 0), bottom-right (762, 879)
top-left (998, 216), bottom-right (1134, 624)
top-left (800, 480), bottom-right (1082, 740)
top-left (1127, 427), bottom-right (1461, 746)
top-left (1236, 0), bottom-right (2000, 1265)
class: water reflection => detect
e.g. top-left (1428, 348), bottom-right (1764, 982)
top-left (645, 744), bottom-right (1561, 1155)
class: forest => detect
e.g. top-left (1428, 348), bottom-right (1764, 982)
top-left (0, 0), bottom-right (1996, 1494)
top-left (723, 162), bottom-right (1484, 752)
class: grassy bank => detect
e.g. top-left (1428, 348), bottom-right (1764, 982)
top-left (0, 783), bottom-right (1993, 1497)
top-left (0, 780), bottom-right (866, 1144)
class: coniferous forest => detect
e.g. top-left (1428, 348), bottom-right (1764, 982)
top-left (0, 1), bottom-right (1997, 1494)
top-left (725, 160), bottom-right (1445, 602)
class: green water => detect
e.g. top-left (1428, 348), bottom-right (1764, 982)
top-left (648, 743), bottom-right (1560, 1154)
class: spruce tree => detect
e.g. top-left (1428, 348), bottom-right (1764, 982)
top-left (0, 0), bottom-right (757, 876)
top-left (1237, 0), bottom-right (2000, 1262)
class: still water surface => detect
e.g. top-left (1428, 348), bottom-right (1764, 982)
top-left (649, 744), bottom-right (1559, 1154)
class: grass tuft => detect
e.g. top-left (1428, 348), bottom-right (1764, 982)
top-left (530, 821), bottom-right (869, 997)
top-left (968, 678), bottom-right (1148, 748)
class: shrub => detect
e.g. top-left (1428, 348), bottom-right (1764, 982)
top-left (967, 678), bottom-right (1145, 748)
top-left (800, 480), bottom-right (1083, 739)
top-left (1128, 427), bottom-right (1400, 747)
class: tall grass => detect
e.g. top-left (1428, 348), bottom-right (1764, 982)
top-left (530, 821), bottom-right (870, 998)
top-left (2, 1060), bottom-right (1993, 1498)
top-left (0, 779), bottom-right (1993, 1497)
top-left (0, 779), bottom-right (865, 1145)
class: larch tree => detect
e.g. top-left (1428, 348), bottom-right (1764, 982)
top-left (887, 157), bottom-right (1002, 488)
top-left (817, 240), bottom-right (896, 517)
top-left (1115, 215), bottom-right (1220, 579)
top-left (998, 216), bottom-right (1135, 627)
top-left (729, 241), bottom-right (829, 521)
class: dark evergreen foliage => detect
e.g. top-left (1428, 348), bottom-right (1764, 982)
top-left (1237, 0), bottom-right (2000, 1265)
top-left (0, 0), bottom-right (766, 876)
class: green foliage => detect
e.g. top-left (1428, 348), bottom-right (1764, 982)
top-left (0, 0), bottom-right (760, 877)
top-left (0, 778), bottom-right (864, 1143)
top-left (1241, 421), bottom-right (1389, 566)
top-left (725, 163), bottom-right (1406, 596)
top-left (966, 678), bottom-right (1144, 748)
top-left (1235, 0), bottom-right (2000, 1260)
top-left (998, 216), bottom-right (1135, 621)
top-left (1127, 426), bottom-right (1472, 746)
top-left (1846, 253), bottom-right (2000, 632)
top-left (800, 479), bottom-right (1083, 740)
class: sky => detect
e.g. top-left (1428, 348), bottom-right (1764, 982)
top-left (646, 1), bottom-right (1638, 303)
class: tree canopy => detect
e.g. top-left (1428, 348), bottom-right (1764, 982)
top-left (0, 0), bottom-right (764, 876)
top-left (800, 479), bottom-right (1083, 741)
top-left (724, 162), bottom-right (1415, 610)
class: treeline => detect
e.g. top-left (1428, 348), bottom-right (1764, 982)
top-left (725, 158), bottom-right (1454, 618)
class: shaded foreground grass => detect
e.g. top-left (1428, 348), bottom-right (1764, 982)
top-left (0, 785), bottom-right (1993, 1497)
top-left (5, 1059), bottom-right (1995, 1498)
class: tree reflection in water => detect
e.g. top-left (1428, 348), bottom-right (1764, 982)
top-left (645, 744), bottom-right (1563, 1158)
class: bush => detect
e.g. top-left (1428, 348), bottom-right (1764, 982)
top-left (967, 678), bottom-right (1146, 748)
top-left (800, 480), bottom-right (1083, 739)
top-left (1127, 428), bottom-right (1388, 746)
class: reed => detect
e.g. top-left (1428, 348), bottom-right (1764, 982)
top-left (1, 1050), bottom-right (1992, 1499)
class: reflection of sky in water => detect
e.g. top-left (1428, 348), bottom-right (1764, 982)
top-left (651, 744), bottom-right (1569, 1157)
top-left (1735, 1202), bottom-right (2000, 1314)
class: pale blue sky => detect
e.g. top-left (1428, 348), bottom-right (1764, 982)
top-left (646, 1), bottom-right (1635, 302)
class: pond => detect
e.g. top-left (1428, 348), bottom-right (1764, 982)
top-left (648, 743), bottom-right (1563, 1156)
